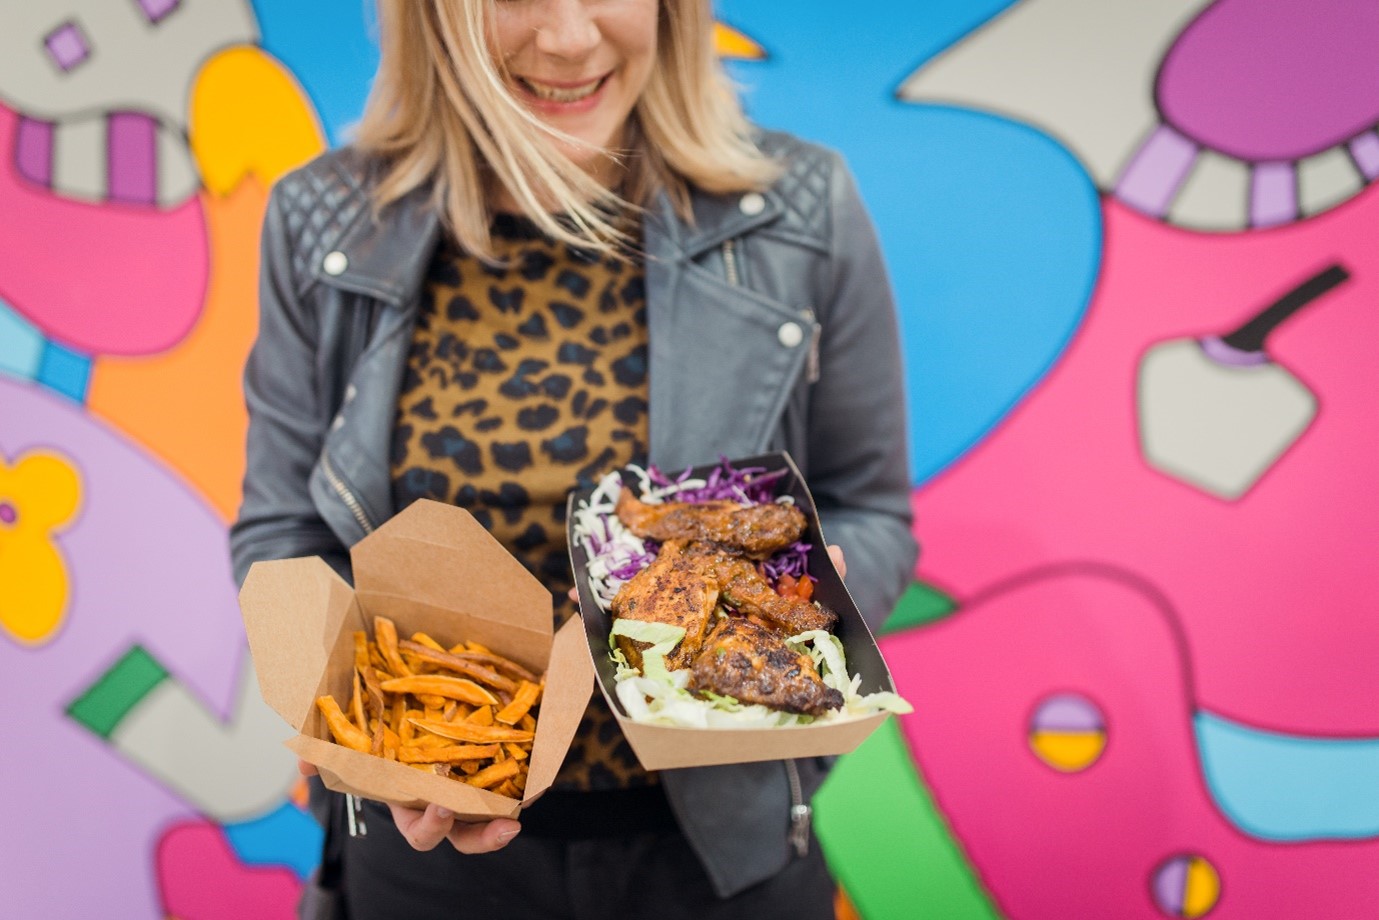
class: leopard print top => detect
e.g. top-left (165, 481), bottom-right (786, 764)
top-left (389, 214), bottom-right (653, 792)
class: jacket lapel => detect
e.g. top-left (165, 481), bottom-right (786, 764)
top-left (643, 189), bottom-right (811, 472)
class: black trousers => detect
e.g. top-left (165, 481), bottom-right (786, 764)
top-left (336, 799), bottom-right (837, 920)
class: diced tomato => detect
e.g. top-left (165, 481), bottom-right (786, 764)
top-left (796, 576), bottom-right (814, 601)
top-left (776, 574), bottom-right (797, 597)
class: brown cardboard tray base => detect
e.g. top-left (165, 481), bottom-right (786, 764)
top-left (566, 451), bottom-right (898, 771)
top-left (240, 500), bottom-right (593, 821)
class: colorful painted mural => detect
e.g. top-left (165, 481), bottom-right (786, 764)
top-left (4, 1), bottom-right (1375, 918)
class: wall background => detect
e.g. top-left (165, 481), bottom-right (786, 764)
top-left (3, 1), bottom-right (1377, 917)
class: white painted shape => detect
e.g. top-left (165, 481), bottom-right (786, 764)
top-left (50, 114), bottom-right (107, 202)
top-left (898, 0), bottom-right (1214, 185)
top-left (1138, 339), bottom-right (1317, 500)
top-left (0, 2), bottom-right (257, 130)
top-left (1297, 146), bottom-right (1364, 217)
top-left (1167, 149), bottom-right (1251, 232)
top-left (111, 654), bottom-right (297, 822)
top-left (155, 121), bottom-right (202, 207)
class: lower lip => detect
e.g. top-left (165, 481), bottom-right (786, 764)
top-left (515, 76), bottom-right (609, 115)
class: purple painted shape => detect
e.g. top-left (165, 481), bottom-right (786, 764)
top-left (1158, 0), bottom-right (1379, 161)
top-left (0, 502), bottom-right (16, 524)
top-left (1200, 336), bottom-right (1270, 368)
top-left (1152, 855), bottom-right (1189, 914)
top-left (0, 377), bottom-right (245, 918)
top-left (106, 112), bottom-right (158, 206)
top-left (1251, 162), bottom-right (1297, 228)
top-left (1115, 125), bottom-right (1198, 217)
top-left (15, 117), bottom-right (53, 187)
top-left (44, 21), bottom-right (91, 73)
top-left (137, 0), bottom-right (182, 23)
top-left (1032, 693), bottom-right (1104, 732)
top-left (1350, 133), bottom-right (1379, 181)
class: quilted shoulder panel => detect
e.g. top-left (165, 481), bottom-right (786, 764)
top-left (272, 149), bottom-right (376, 295)
top-left (758, 131), bottom-right (836, 246)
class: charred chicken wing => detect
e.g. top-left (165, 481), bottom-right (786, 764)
top-left (615, 491), bottom-right (807, 558)
top-left (685, 543), bottom-right (837, 634)
top-left (688, 616), bottom-right (844, 715)
top-left (610, 540), bottom-right (718, 671)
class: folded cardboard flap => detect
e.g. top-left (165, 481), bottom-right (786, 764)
top-left (524, 615), bottom-right (595, 801)
top-left (240, 557), bottom-right (359, 732)
top-left (351, 499), bottom-right (553, 640)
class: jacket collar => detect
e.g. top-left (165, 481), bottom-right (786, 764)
top-left (316, 179), bottom-right (784, 307)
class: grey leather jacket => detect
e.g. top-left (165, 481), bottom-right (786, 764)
top-left (230, 132), bottom-right (916, 897)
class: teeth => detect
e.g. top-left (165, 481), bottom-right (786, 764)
top-left (521, 77), bottom-right (602, 103)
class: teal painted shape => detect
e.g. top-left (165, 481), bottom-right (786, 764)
top-left (36, 340), bottom-right (91, 402)
top-left (816, 718), bottom-right (1003, 920)
top-left (224, 801), bottom-right (323, 881)
top-left (1197, 711), bottom-right (1379, 841)
top-left (0, 300), bottom-right (43, 381)
top-left (882, 581), bottom-right (959, 634)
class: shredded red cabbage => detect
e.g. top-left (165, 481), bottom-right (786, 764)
top-left (636, 458), bottom-right (808, 588)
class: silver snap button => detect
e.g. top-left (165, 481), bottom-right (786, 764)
top-left (739, 192), bottom-right (766, 216)
top-left (778, 321), bottom-right (804, 348)
top-left (322, 251), bottom-right (348, 276)
top-left (344, 383), bottom-right (357, 403)
top-left (330, 414), bottom-right (345, 432)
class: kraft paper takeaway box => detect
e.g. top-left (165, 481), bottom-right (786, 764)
top-left (240, 499), bottom-right (591, 821)
top-left (566, 451), bottom-right (899, 771)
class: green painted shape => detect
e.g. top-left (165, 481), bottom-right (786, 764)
top-left (881, 581), bottom-right (958, 634)
top-left (816, 718), bottom-right (1003, 920)
top-left (65, 645), bottom-right (168, 738)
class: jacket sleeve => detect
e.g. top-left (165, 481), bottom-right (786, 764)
top-left (230, 181), bottom-right (351, 587)
top-left (807, 155), bottom-right (918, 631)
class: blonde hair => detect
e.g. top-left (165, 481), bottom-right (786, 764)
top-left (354, 0), bottom-right (780, 260)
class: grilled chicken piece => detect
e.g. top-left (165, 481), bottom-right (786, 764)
top-left (610, 540), bottom-right (718, 671)
top-left (686, 543), bottom-right (837, 634)
top-left (688, 616), bottom-right (844, 715)
top-left (615, 490), bottom-right (807, 558)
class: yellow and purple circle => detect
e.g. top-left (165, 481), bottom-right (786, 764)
top-left (1028, 692), bottom-right (1107, 772)
top-left (1151, 853), bottom-right (1221, 918)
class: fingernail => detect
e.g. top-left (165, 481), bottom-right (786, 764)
top-left (497, 828), bottom-right (520, 845)
top-left (436, 807), bottom-right (452, 819)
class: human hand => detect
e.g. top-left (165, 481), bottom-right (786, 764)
top-left (387, 801), bottom-right (522, 854)
top-left (298, 758), bottom-right (318, 777)
top-left (827, 544), bottom-right (847, 579)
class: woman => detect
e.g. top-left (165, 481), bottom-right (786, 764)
top-left (231, 0), bottom-right (916, 916)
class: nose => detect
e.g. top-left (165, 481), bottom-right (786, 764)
top-left (535, 0), bottom-right (601, 60)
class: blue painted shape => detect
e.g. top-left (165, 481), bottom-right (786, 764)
top-left (721, 0), bottom-right (1102, 484)
top-left (249, 0), bottom-right (379, 146)
top-left (0, 300), bottom-right (44, 381)
top-left (224, 801), bottom-right (323, 881)
top-left (36, 340), bottom-right (91, 402)
top-left (1196, 711), bottom-right (1379, 841)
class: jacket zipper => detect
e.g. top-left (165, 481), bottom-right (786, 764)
top-left (321, 452), bottom-right (375, 535)
top-left (804, 308), bottom-right (822, 384)
top-left (722, 239), bottom-right (740, 287)
top-left (785, 760), bottom-right (811, 857)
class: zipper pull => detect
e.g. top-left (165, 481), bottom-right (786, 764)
top-left (789, 803), bottom-right (812, 857)
top-left (346, 793), bottom-right (368, 837)
top-left (804, 309), bottom-right (822, 383)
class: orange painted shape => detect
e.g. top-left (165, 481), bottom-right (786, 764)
top-left (714, 22), bottom-right (768, 60)
top-left (87, 181), bottom-right (268, 521)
